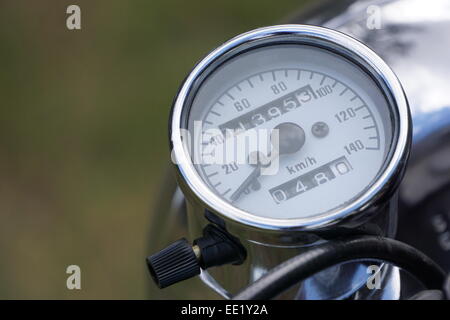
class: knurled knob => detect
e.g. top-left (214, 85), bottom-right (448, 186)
top-left (146, 238), bottom-right (200, 288)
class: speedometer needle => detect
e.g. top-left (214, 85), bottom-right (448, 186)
top-left (230, 165), bottom-right (261, 202)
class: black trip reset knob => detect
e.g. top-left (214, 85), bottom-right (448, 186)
top-left (147, 224), bottom-right (246, 288)
top-left (146, 238), bottom-right (200, 288)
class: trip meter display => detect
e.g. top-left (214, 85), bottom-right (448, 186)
top-left (170, 25), bottom-right (410, 230)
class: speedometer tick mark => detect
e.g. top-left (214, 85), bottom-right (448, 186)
top-left (272, 71), bottom-right (276, 81)
top-left (309, 72), bottom-right (314, 80)
top-left (207, 172), bottom-right (218, 178)
top-left (222, 188), bottom-right (231, 196)
top-left (211, 111), bottom-right (221, 116)
top-left (320, 75), bottom-right (326, 85)
top-left (332, 80), bottom-right (338, 88)
top-left (226, 92), bottom-right (235, 100)
top-left (339, 88), bottom-right (348, 96)
top-left (350, 96), bottom-right (358, 101)
top-left (247, 79), bottom-right (254, 88)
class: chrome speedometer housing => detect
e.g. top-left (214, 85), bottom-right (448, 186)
top-left (170, 24), bottom-right (410, 232)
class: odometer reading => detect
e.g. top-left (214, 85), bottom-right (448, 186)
top-left (269, 156), bottom-right (353, 203)
top-left (218, 85), bottom-right (317, 133)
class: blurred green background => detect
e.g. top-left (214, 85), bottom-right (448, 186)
top-left (0, 0), bottom-right (310, 299)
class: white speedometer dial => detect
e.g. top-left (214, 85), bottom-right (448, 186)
top-left (188, 45), bottom-right (390, 219)
top-left (171, 25), bottom-right (409, 229)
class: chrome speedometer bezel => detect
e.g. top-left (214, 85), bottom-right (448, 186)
top-left (169, 24), bottom-right (410, 232)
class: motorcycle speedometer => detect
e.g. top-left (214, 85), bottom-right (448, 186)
top-left (170, 25), bottom-right (410, 231)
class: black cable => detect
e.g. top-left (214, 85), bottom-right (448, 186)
top-left (233, 235), bottom-right (446, 300)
